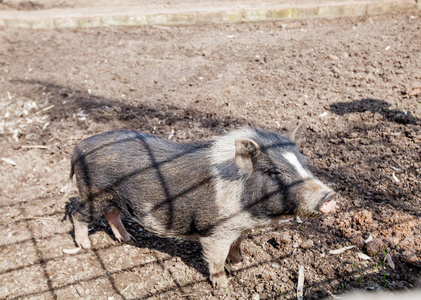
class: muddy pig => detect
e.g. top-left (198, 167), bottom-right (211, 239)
top-left (68, 127), bottom-right (337, 287)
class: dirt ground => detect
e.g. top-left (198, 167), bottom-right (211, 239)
top-left (0, 8), bottom-right (420, 300)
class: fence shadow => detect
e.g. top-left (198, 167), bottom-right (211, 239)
top-left (324, 97), bottom-right (421, 218)
top-left (2, 80), bottom-right (420, 299)
top-left (329, 98), bottom-right (419, 124)
top-left (12, 79), bottom-right (251, 139)
top-left (64, 197), bottom-right (209, 278)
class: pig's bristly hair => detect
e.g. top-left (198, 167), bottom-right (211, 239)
top-left (208, 127), bottom-right (296, 163)
top-left (208, 127), bottom-right (257, 164)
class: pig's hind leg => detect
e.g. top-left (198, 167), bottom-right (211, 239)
top-left (104, 208), bottom-right (133, 244)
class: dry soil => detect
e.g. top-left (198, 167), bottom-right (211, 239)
top-left (0, 8), bottom-right (420, 300)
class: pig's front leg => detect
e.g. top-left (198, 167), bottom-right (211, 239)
top-left (73, 217), bottom-right (92, 249)
top-left (200, 237), bottom-right (234, 288)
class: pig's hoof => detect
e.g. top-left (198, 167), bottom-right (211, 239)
top-left (210, 274), bottom-right (229, 288)
top-left (76, 238), bottom-right (92, 249)
top-left (124, 238), bottom-right (135, 246)
top-left (118, 233), bottom-right (134, 245)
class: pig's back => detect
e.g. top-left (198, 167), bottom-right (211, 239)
top-left (72, 130), bottom-right (207, 172)
top-left (71, 130), bottom-right (219, 237)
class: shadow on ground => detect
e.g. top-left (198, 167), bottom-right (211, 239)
top-left (330, 98), bottom-right (419, 124)
top-left (2, 79), bottom-right (420, 299)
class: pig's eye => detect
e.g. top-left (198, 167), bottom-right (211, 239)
top-left (267, 170), bottom-right (281, 177)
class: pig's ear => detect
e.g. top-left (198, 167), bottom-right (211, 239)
top-left (235, 139), bottom-right (260, 175)
top-left (290, 122), bottom-right (305, 145)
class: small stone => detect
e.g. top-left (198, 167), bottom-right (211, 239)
top-left (401, 250), bottom-right (419, 265)
top-left (386, 253), bottom-right (395, 270)
top-left (366, 73), bottom-right (376, 82)
top-left (319, 263), bottom-right (333, 276)
top-left (308, 124), bottom-right (321, 133)
top-left (366, 238), bottom-right (383, 256)
top-left (331, 279), bottom-right (340, 288)
top-left (400, 237), bottom-right (415, 250)
top-left (408, 85), bottom-right (421, 96)
top-left (293, 234), bottom-right (302, 243)
top-left (328, 54), bottom-right (340, 61)
top-left (357, 252), bottom-right (371, 260)
top-left (255, 283), bottom-right (264, 293)
top-left (301, 239), bottom-right (314, 250)
top-left (251, 293), bottom-right (260, 300)
top-left (344, 264), bottom-right (353, 274)
top-left (365, 235), bottom-right (373, 244)
top-left (385, 236), bottom-right (400, 248)
top-left (332, 66), bottom-right (341, 74)
top-left (271, 262), bottom-right (281, 269)
top-left (279, 231), bottom-right (291, 244)
top-left (350, 235), bottom-right (365, 248)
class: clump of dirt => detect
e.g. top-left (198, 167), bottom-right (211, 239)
top-left (353, 210), bottom-right (373, 227)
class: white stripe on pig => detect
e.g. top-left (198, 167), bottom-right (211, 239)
top-left (282, 152), bottom-right (311, 179)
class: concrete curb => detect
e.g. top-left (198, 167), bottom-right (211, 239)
top-left (0, 0), bottom-right (419, 29)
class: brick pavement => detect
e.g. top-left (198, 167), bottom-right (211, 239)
top-left (0, 0), bottom-right (419, 29)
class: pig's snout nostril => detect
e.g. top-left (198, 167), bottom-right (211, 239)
top-left (322, 191), bottom-right (337, 203)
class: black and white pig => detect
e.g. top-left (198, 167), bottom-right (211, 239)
top-left (68, 127), bottom-right (337, 287)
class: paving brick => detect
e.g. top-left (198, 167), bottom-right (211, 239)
top-left (341, 4), bottom-right (367, 16)
top-left (317, 4), bottom-right (343, 17)
top-left (78, 16), bottom-right (103, 28)
top-left (5, 18), bottom-right (32, 28)
top-left (149, 13), bottom-right (197, 25)
top-left (394, 0), bottom-right (418, 11)
top-left (103, 15), bottom-right (148, 27)
top-left (293, 6), bottom-right (319, 18)
top-left (196, 10), bottom-right (243, 24)
top-left (31, 18), bottom-right (56, 29)
top-left (54, 17), bottom-right (80, 28)
top-left (245, 9), bottom-right (269, 22)
top-left (220, 10), bottom-right (245, 23)
top-left (267, 8), bottom-right (293, 19)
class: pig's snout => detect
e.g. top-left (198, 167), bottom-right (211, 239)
top-left (318, 191), bottom-right (337, 214)
top-left (294, 180), bottom-right (338, 218)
